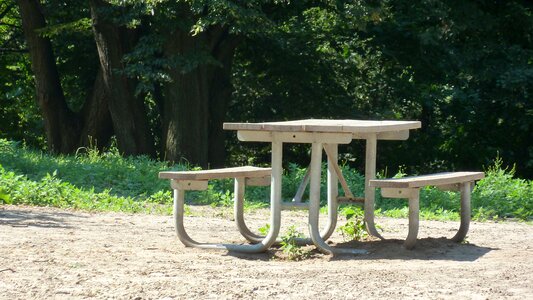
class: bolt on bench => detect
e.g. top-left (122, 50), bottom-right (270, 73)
top-left (369, 171), bottom-right (484, 249)
top-left (159, 166), bottom-right (274, 253)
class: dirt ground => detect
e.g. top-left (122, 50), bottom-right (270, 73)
top-left (0, 205), bottom-right (532, 299)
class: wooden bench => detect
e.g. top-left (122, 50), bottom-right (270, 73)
top-left (159, 166), bottom-right (272, 252)
top-left (369, 172), bottom-right (485, 249)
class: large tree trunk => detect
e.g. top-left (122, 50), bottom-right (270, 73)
top-left (17, 0), bottom-right (81, 153)
top-left (89, 0), bottom-right (155, 157)
top-left (207, 29), bottom-right (241, 167)
top-left (162, 26), bottom-right (239, 167)
top-left (79, 69), bottom-right (114, 149)
top-left (163, 30), bottom-right (209, 166)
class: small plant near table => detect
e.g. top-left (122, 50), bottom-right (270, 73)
top-left (280, 226), bottom-right (310, 261)
top-left (338, 206), bottom-right (369, 241)
top-left (258, 223), bottom-right (270, 236)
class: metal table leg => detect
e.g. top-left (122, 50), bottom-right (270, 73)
top-left (308, 142), bottom-right (367, 255)
top-left (364, 134), bottom-right (384, 239)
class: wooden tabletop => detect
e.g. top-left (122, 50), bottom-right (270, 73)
top-left (223, 119), bottom-right (421, 133)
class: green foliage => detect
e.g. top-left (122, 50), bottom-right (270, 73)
top-left (0, 164), bottom-right (169, 213)
top-left (228, 0), bottom-right (533, 178)
top-left (258, 223), bottom-right (270, 236)
top-left (0, 139), bottom-right (531, 222)
top-left (2, 0), bottom-right (532, 178)
top-left (472, 157), bottom-right (533, 220)
top-left (279, 225), bottom-right (310, 261)
top-left (337, 206), bottom-right (369, 241)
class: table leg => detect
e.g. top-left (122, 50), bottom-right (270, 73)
top-left (364, 134), bottom-right (384, 239)
top-left (308, 142), bottom-right (367, 255)
top-left (323, 143), bottom-right (338, 240)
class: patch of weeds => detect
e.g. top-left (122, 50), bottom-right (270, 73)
top-left (279, 226), bottom-right (310, 261)
top-left (209, 189), bottom-right (234, 208)
top-left (337, 206), bottom-right (369, 241)
top-left (258, 223), bottom-right (270, 236)
top-left (460, 237), bottom-right (470, 244)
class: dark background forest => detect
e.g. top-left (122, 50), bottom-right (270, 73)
top-left (1, 0), bottom-right (532, 178)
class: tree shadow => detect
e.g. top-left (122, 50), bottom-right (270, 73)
top-left (0, 207), bottom-right (85, 229)
top-left (329, 237), bottom-right (495, 262)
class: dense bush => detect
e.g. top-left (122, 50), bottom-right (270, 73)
top-left (1, 139), bottom-right (530, 221)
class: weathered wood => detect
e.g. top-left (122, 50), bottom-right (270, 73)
top-left (171, 180), bottom-right (208, 191)
top-left (159, 166), bottom-right (272, 180)
top-left (237, 130), bottom-right (353, 144)
top-left (380, 188), bottom-right (418, 198)
top-left (369, 172), bottom-right (485, 189)
top-left (352, 130), bottom-right (410, 141)
top-left (224, 119), bottom-right (421, 133)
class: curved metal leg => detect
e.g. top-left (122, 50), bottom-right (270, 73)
top-left (452, 181), bottom-right (471, 242)
top-left (173, 140), bottom-right (283, 253)
top-left (235, 145), bottom-right (339, 245)
top-left (234, 177), bottom-right (263, 243)
top-left (364, 134), bottom-right (384, 239)
top-left (322, 143), bottom-right (339, 240)
top-left (308, 143), bottom-right (367, 255)
top-left (404, 190), bottom-right (420, 249)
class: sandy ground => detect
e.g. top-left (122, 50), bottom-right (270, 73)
top-left (0, 204), bottom-right (532, 299)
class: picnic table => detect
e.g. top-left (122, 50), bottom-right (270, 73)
top-left (223, 119), bottom-right (421, 254)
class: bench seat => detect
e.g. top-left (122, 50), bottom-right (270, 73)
top-left (159, 166), bottom-right (274, 253)
top-left (368, 172), bottom-right (484, 188)
top-left (369, 171), bottom-right (484, 249)
top-left (159, 166), bottom-right (272, 181)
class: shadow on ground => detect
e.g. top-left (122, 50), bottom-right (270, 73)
top-left (223, 237), bottom-right (495, 262)
top-left (0, 208), bottom-right (85, 229)
top-left (330, 238), bottom-right (495, 262)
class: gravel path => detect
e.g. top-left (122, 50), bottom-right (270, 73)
top-left (1, 205), bottom-right (532, 299)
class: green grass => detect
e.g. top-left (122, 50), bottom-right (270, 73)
top-left (0, 139), bottom-right (531, 221)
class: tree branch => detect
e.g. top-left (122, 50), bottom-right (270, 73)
top-left (0, 47), bottom-right (28, 52)
top-left (0, 3), bottom-right (15, 20)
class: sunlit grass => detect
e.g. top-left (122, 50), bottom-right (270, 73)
top-left (0, 139), bottom-right (531, 221)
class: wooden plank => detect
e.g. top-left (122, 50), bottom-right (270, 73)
top-left (237, 130), bottom-right (353, 144)
top-left (159, 166), bottom-right (271, 180)
top-left (352, 130), bottom-right (410, 141)
top-left (369, 172), bottom-right (485, 188)
top-left (380, 188), bottom-right (417, 198)
top-left (171, 180), bottom-right (208, 191)
top-left (224, 119), bottom-right (421, 134)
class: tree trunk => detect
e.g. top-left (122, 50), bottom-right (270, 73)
top-left (162, 26), bottom-right (240, 167)
top-left (207, 30), bottom-right (241, 167)
top-left (79, 69), bottom-right (114, 149)
top-left (16, 0), bottom-right (81, 153)
top-left (162, 30), bottom-right (209, 166)
top-left (89, 0), bottom-right (155, 157)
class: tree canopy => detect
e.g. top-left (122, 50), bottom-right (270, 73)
top-left (1, 0), bottom-right (532, 177)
